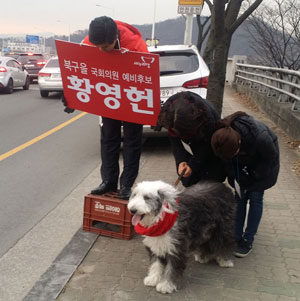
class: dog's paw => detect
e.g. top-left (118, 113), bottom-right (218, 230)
top-left (216, 257), bottom-right (234, 268)
top-left (156, 280), bottom-right (177, 294)
top-left (194, 254), bottom-right (210, 263)
top-left (144, 275), bottom-right (161, 287)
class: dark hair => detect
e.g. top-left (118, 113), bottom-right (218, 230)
top-left (157, 91), bottom-right (217, 139)
top-left (211, 111), bottom-right (248, 159)
top-left (88, 16), bottom-right (118, 45)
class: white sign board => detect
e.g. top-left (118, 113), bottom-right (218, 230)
top-left (178, 0), bottom-right (203, 15)
top-left (178, 6), bottom-right (203, 14)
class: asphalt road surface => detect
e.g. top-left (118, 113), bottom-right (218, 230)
top-left (0, 85), bottom-right (100, 257)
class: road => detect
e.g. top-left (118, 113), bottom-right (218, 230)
top-left (0, 85), bottom-right (100, 258)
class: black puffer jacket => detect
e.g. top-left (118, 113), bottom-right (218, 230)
top-left (229, 115), bottom-right (280, 191)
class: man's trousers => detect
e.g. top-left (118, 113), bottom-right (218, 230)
top-left (100, 117), bottom-right (143, 188)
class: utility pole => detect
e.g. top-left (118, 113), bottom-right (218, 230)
top-left (43, 35), bottom-right (46, 52)
top-left (178, 0), bottom-right (203, 45)
top-left (151, 0), bottom-right (157, 46)
top-left (184, 14), bottom-right (193, 45)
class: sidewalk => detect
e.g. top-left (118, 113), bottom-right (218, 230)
top-left (31, 86), bottom-right (300, 300)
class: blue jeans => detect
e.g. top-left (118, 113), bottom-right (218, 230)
top-left (235, 190), bottom-right (264, 244)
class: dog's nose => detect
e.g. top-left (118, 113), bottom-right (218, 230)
top-left (129, 209), bottom-right (137, 215)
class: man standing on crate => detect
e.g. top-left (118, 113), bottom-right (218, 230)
top-left (62, 16), bottom-right (148, 200)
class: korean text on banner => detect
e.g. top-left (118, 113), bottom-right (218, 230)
top-left (55, 40), bottom-right (160, 126)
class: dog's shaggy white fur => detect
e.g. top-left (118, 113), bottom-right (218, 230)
top-left (128, 180), bottom-right (236, 294)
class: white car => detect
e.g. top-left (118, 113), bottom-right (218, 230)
top-left (144, 44), bottom-right (209, 134)
top-left (38, 56), bottom-right (63, 98)
top-left (0, 56), bottom-right (30, 94)
top-left (101, 44), bottom-right (209, 135)
top-left (149, 44), bottom-right (209, 103)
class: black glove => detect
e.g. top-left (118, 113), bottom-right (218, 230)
top-left (61, 94), bottom-right (75, 114)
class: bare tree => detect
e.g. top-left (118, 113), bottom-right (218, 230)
top-left (195, 0), bottom-right (263, 115)
top-left (247, 0), bottom-right (300, 70)
top-left (196, 15), bottom-right (210, 52)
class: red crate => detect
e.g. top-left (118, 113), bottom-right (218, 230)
top-left (83, 192), bottom-right (134, 240)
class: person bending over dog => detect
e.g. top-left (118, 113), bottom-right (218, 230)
top-left (156, 91), bottom-right (226, 187)
top-left (211, 111), bottom-right (280, 257)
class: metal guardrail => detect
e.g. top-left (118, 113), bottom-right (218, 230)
top-left (235, 63), bottom-right (300, 112)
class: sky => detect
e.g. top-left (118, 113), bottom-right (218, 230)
top-left (0, 0), bottom-right (207, 37)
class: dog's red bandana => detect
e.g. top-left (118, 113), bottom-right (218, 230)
top-left (134, 203), bottom-right (178, 237)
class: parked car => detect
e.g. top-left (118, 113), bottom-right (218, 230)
top-left (38, 56), bottom-right (63, 98)
top-left (17, 53), bottom-right (47, 82)
top-left (148, 44), bottom-right (209, 102)
top-left (99, 44), bottom-right (210, 136)
top-left (146, 44), bottom-right (209, 134)
top-left (0, 56), bottom-right (30, 94)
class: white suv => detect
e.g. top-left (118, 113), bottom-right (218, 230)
top-left (99, 44), bottom-right (209, 135)
top-left (144, 44), bottom-right (209, 134)
top-left (149, 44), bottom-right (209, 104)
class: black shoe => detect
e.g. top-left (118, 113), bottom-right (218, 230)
top-left (119, 186), bottom-right (131, 200)
top-left (234, 238), bottom-right (252, 258)
top-left (91, 181), bottom-right (117, 195)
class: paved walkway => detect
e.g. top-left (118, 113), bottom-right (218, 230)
top-left (32, 86), bottom-right (300, 300)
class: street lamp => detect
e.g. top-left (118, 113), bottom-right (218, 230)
top-left (96, 4), bottom-right (115, 17)
top-left (56, 20), bottom-right (71, 42)
top-left (151, 0), bottom-right (157, 46)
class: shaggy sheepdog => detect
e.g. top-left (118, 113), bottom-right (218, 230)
top-left (127, 180), bottom-right (236, 294)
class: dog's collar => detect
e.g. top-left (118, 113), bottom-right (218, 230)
top-left (134, 202), bottom-right (178, 237)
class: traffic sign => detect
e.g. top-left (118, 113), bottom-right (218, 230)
top-left (178, 6), bottom-right (203, 14)
top-left (178, 0), bottom-right (203, 4)
top-left (26, 35), bottom-right (39, 44)
top-left (178, 0), bottom-right (203, 14)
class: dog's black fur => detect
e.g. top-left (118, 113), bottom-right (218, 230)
top-left (176, 181), bottom-right (236, 259)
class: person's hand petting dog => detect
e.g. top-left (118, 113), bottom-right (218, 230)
top-left (178, 162), bottom-right (192, 178)
top-left (61, 94), bottom-right (75, 114)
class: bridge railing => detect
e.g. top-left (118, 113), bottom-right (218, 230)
top-left (235, 63), bottom-right (300, 112)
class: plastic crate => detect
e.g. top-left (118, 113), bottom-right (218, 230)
top-left (83, 192), bottom-right (134, 240)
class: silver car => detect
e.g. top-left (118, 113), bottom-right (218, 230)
top-left (38, 56), bottom-right (63, 98)
top-left (0, 56), bottom-right (30, 94)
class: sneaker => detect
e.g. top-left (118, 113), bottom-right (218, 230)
top-left (234, 238), bottom-right (252, 258)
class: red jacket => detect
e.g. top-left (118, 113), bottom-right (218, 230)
top-left (82, 20), bottom-right (148, 53)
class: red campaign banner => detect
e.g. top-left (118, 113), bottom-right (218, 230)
top-left (55, 40), bottom-right (160, 126)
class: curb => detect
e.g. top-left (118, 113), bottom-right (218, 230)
top-left (23, 229), bottom-right (98, 301)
